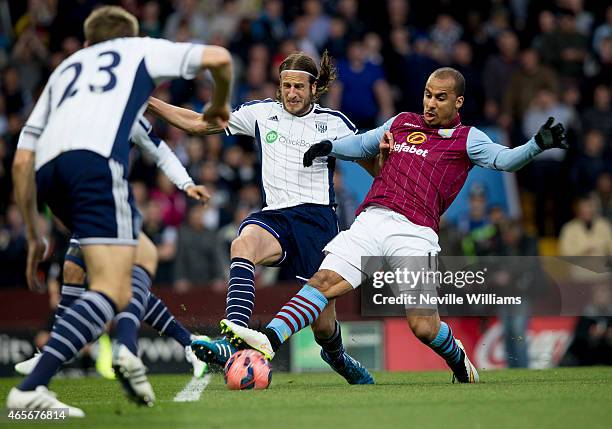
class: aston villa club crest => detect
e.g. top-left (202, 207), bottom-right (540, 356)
top-left (315, 121), bottom-right (327, 133)
top-left (438, 128), bottom-right (456, 138)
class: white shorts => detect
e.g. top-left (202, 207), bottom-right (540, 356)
top-left (319, 206), bottom-right (441, 288)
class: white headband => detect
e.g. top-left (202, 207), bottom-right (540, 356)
top-left (280, 69), bottom-right (317, 79)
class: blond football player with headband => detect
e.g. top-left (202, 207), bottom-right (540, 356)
top-left (148, 51), bottom-right (378, 384)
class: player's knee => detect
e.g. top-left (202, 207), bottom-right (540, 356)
top-left (135, 234), bottom-right (158, 275)
top-left (309, 270), bottom-right (338, 297)
top-left (89, 282), bottom-right (131, 310)
top-left (230, 236), bottom-right (256, 260)
top-left (63, 260), bottom-right (86, 285)
top-left (115, 287), bottom-right (132, 311)
top-left (408, 316), bottom-right (438, 343)
top-left (92, 270), bottom-right (133, 310)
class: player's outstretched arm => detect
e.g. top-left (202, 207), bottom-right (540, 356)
top-left (467, 117), bottom-right (567, 172)
top-left (200, 45), bottom-right (232, 129)
top-left (146, 45), bottom-right (232, 133)
top-left (131, 116), bottom-right (211, 203)
top-left (533, 117), bottom-right (568, 150)
top-left (183, 184), bottom-right (210, 202)
top-left (303, 118), bottom-right (395, 167)
top-left (12, 148), bottom-right (45, 291)
top-left (303, 128), bottom-right (378, 167)
top-left (147, 97), bottom-right (224, 135)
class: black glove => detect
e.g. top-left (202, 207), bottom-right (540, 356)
top-left (534, 117), bottom-right (568, 150)
top-left (303, 140), bottom-right (333, 167)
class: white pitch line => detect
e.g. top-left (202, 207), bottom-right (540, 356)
top-left (173, 374), bottom-right (212, 402)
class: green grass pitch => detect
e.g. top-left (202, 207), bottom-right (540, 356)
top-left (1, 368), bottom-right (611, 428)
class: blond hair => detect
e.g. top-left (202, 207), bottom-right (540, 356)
top-left (84, 6), bottom-right (139, 45)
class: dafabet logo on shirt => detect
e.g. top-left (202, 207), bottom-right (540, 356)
top-left (265, 131), bottom-right (278, 143)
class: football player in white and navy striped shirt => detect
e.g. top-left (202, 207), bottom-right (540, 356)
top-left (8, 6), bottom-right (231, 414)
top-left (14, 115), bottom-right (211, 380)
top-left (149, 51), bottom-right (374, 384)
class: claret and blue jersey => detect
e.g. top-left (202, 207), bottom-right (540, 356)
top-left (329, 112), bottom-right (543, 232)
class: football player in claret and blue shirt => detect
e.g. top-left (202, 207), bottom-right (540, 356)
top-left (219, 67), bottom-right (567, 384)
top-left (148, 51), bottom-right (375, 385)
top-left (8, 5), bottom-right (232, 415)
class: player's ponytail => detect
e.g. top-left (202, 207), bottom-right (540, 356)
top-left (277, 51), bottom-right (337, 102)
top-left (314, 50), bottom-right (337, 101)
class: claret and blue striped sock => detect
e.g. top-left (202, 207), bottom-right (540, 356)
top-left (429, 321), bottom-right (464, 366)
top-left (265, 285), bottom-right (328, 350)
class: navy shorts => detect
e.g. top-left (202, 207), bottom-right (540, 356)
top-left (238, 204), bottom-right (339, 282)
top-left (64, 238), bottom-right (85, 269)
top-left (36, 150), bottom-right (140, 245)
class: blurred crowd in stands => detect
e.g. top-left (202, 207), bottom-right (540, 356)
top-left (0, 0), bottom-right (611, 292)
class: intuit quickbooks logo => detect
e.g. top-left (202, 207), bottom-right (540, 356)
top-left (265, 131), bottom-right (278, 143)
top-left (264, 131), bottom-right (310, 147)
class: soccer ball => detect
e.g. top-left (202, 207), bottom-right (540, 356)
top-left (223, 349), bottom-right (272, 390)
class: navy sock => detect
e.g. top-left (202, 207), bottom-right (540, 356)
top-left (429, 321), bottom-right (464, 367)
top-left (143, 293), bottom-right (192, 347)
top-left (226, 257), bottom-right (256, 327)
top-left (314, 321), bottom-right (345, 362)
top-left (55, 284), bottom-right (86, 319)
top-left (19, 291), bottom-right (116, 391)
top-left (115, 266), bottom-right (151, 355)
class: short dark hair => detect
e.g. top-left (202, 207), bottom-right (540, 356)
top-left (429, 67), bottom-right (465, 96)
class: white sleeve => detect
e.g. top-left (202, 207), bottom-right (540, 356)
top-left (143, 38), bottom-right (204, 81)
top-left (225, 102), bottom-right (262, 137)
top-left (18, 79), bottom-right (53, 151)
top-left (154, 142), bottom-right (195, 190)
top-left (17, 128), bottom-right (38, 151)
top-left (334, 116), bottom-right (358, 139)
top-left (131, 117), bottom-right (194, 190)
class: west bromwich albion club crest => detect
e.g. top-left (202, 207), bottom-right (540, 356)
top-left (315, 121), bottom-right (327, 133)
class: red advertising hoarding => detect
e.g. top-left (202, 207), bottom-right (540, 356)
top-left (384, 317), bottom-right (576, 370)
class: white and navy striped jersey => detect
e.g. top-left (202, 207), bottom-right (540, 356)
top-left (130, 117), bottom-right (194, 190)
top-left (18, 112), bottom-right (195, 190)
top-left (21, 37), bottom-right (204, 171)
top-left (227, 99), bottom-right (357, 210)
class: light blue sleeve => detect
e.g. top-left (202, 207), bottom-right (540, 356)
top-left (467, 127), bottom-right (542, 172)
top-left (329, 116), bottom-right (397, 160)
